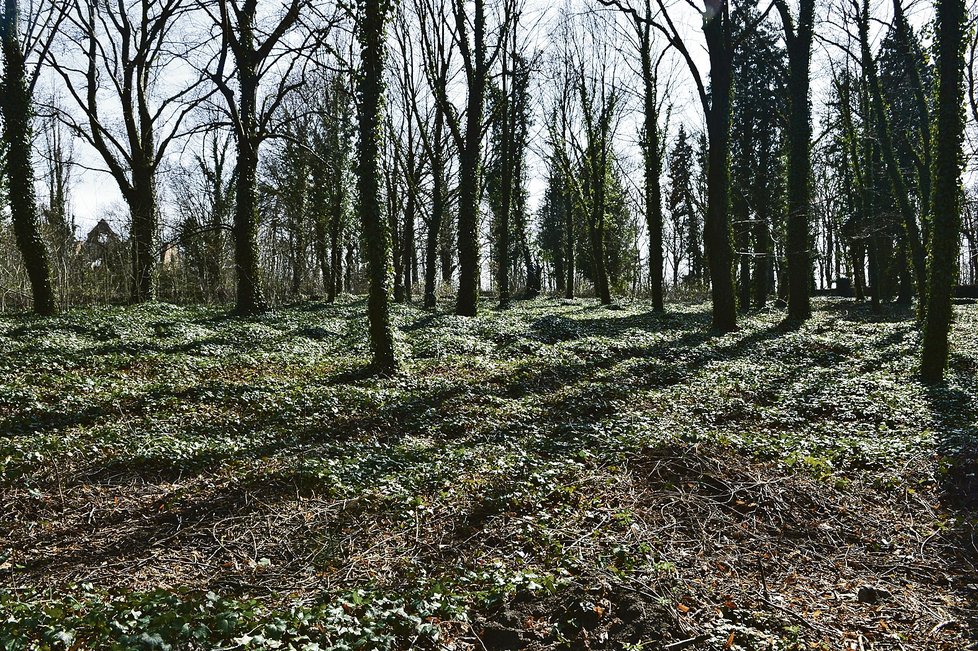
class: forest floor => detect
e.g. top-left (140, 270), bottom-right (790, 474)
top-left (0, 296), bottom-right (976, 650)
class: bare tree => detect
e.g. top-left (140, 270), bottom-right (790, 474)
top-left (201, 0), bottom-right (322, 315)
top-left (543, 8), bottom-right (621, 306)
top-left (598, 0), bottom-right (667, 311)
top-left (390, 12), bottom-right (428, 303)
top-left (420, 0), bottom-right (511, 315)
top-left (49, 0), bottom-right (208, 303)
top-left (414, 0), bottom-right (456, 308)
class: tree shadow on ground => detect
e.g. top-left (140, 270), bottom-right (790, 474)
top-left (6, 297), bottom-right (976, 649)
top-left (923, 366), bottom-right (978, 641)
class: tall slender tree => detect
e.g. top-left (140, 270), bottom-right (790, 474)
top-left (357, 0), bottom-right (399, 373)
top-left (544, 9), bottom-right (618, 306)
top-left (854, 0), bottom-right (926, 307)
top-left (51, 0), bottom-right (205, 303)
top-left (424, 0), bottom-right (491, 315)
top-left (773, 0), bottom-right (815, 321)
top-left (731, 2), bottom-right (784, 310)
top-left (655, 0), bottom-right (737, 330)
top-left (921, 0), bottom-right (965, 383)
top-left (1, 0), bottom-right (57, 315)
top-left (598, 0), bottom-right (666, 310)
top-left (413, 0), bottom-right (455, 308)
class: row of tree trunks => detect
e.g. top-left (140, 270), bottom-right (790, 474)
top-left (856, 0), bottom-right (927, 311)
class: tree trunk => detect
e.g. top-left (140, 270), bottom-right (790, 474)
top-left (1, 0), bottom-right (56, 316)
top-left (753, 202), bottom-right (770, 308)
top-left (129, 178), bottom-right (156, 303)
top-left (232, 36), bottom-right (268, 316)
top-left (641, 39), bottom-right (664, 312)
top-left (314, 210), bottom-right (329, 294)
top-left (233, 139), bottom-right (266, 314)
top-left (328, 177), bottom-right (343, 302)
top-left (357, 0), bottom-right (398, 373)
top-left (703, 2), bottom-right (737, 332)
top-left (387, 164), bottom-right (404, 303)
top-left (564, 184), bottom-right (575, 299)
top-left (588, 209), bottom-right (611, 304)
top-left (852, 240), bottom-right (866, 301)
top-left (497, 77), bottom-right (512, 307)
top-left (440, 225), bottom-right (453, 283)
top-left (784, 0), bottom-right (815, 321)
top-left (128, 169), bottom-right (157, 303)
top-left (893, 0), bottom-right (932, 234)
top-left (423, 140), bottom-right (444, 308)
top-left (455, 0), bottom-right (487, 317)
top-left (734, 192), bottom-right (751, 311)
top-left (586, 123), bottom-right (612, 306)
top-left (403, 184), bottom-right (414, 303)
top-left (921, 0), bottom-right (965, 383)
top-left (864, 107), bottom-right (881, 314)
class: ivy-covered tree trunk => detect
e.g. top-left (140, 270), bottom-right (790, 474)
top-left (641, 35), bottom-right (664, 312)
top-left (314, 211), bottom-right (329, 294)
top-left (328, 169), bottom-right (344, 303)
top-left (423, 116), bottom-right (445, 309)
top-left (357, 0), bottom-right (398, 373)
top-left (587, 201), bottom-right (612, 305)
top-left (129, 162), bottom-right (157, 303)
top-left (863, 98), bottom-right (882, 314)
top-left (389, 171), bottom-right (403, 303)
top-left (780, 0), bottom-right (815, 322)
top-left (703, 0), bottom-right (737, 332)
top-left (496, 74), bottom-right (512, 308)
top-left (232, 20), bottom-right (268, 316)
top-left (892, 0), bottom-right (931, 233)
top-left (1, 0), bottom-right (56, 316)
top-left (583, 113), bottom-right (612, 306)
top-left (233, 132), bottom-right (266, 314)
top-left (921, 0), bottom-right (965, 383)
top-left (440, 223), bottom-right (454, 284)
top-left (403, 179), bottom-right (415, 304)
top-left (563, 184), bottom-right (575, 299)
top-left (455, 0), bottom-right (487, 317)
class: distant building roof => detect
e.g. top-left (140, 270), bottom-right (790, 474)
top-left (85, 219), bottom-right (121, 246)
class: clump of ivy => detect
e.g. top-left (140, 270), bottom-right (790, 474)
top-left (0, 585), bottom-right (466, 650)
